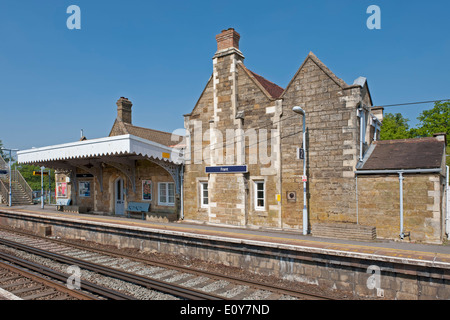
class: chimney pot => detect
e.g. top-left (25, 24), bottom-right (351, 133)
top-left (216, 28), bottom-right (240, 52)
top-left (116, 97), bottom-right (132, 124)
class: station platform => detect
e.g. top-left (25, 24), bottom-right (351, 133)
top-left (1, 204), bottom-right (450, 268)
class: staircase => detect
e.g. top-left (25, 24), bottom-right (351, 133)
top-left (0, 155), bottom-right (33, 206)
top-left (0, 178), bottom-right (33, 205)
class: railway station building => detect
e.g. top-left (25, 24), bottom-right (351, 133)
top-left (17, 28), bottom-right (448, 244)
top-left (182, 28), bottom-right (448, 243)
top-left (18, 97), bottom-right (184, 222)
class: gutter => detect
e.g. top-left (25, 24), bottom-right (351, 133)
top-left (355, 168), bottom-right (442, 240)
top-left (446, 165), bottom-right (449, 240)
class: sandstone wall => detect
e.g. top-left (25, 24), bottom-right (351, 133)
top-left (280, 55), bottom-right (363, 229)
top-left (357, 173), bottom-right (444, 243)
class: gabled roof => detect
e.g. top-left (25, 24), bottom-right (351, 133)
top-left (280, 52), bottom-right (352, 98)
top-left (184, 74), bottom-right (213, 117)
top-left (110, 118), bottom-right (184, 148)
top-left (359, 137), bottom-right (445, 171)
top-left (239, 64), bottom-right (284, 100)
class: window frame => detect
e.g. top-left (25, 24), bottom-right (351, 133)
top-left (158, 182), bottom-right (175, 206)
top-left (254, 180), bottom-right (265, 211)
top-left (200, 182), bottom-right (209, 208)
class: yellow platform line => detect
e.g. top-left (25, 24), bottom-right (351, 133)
top-left (4, 206), bottom-right (450, 262)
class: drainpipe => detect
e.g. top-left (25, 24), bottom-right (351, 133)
top-left (372, 116), bottom-right (381, 142)
top-left (446, 165), bottom-right (449, 240)
top-left (292, 106), bottom-right (308, 235)
top-left (399, 172), bottom-right (405, 239)
top-left (359, 108), bottom-right (364, 161)
top-left (355, 175), bottom-right (359, 225)
top-left (355, 168), bottom-right (442, 240)
top-left (180, 165), bottom-right (184, 220)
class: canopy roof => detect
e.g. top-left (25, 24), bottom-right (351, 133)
top-left (17, 134), bottom-right (183, 166)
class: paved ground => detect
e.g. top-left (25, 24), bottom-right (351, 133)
top-left (1, 204), bottom-right (449, 263)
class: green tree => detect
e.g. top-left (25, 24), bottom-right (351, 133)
top-left (380, 113), bottom-right (412, 140)
top-left (13, 163), bottom-right (55, 193)
top-left (380, 102), bottom-right (449, 166)
top-left (413, 101), bottom-right (449, 139)
top-left (412, 101), bottom-right (449, 166)
top-left (0, 139), bottom-right (12, 162)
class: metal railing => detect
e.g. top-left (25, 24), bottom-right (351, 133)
top-left (11, 170), bottom-right (33, 203)
top-left (0, 179), bottom-right (8, 204)
top-left (0, 154), bottom-right (34, 205)
top-left (0, 154), bottom-right (9, 204)
top-left (0, 154), bottom-right (7, 170)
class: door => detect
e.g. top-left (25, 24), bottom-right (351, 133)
top-left (115, 178), bottom-right (125, 216)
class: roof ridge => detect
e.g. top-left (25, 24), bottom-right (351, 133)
top-left (376, 137), bottom-right (441, 144)
top-left (280, 51), bottom-right (348, 99)
top-left (248, 69), bottom-right (284, 90)
top-left (124, 122), bottom-right (183, 138)
top-left (239, 64), bottom-right (284, 99)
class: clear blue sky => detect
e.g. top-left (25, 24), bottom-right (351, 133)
top-left (1, 0), bottom-right (449, 151)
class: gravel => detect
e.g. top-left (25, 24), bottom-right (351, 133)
top-left (0, 227), bottom-right (360, 300)
top-left (0, 244), bottom-right (179, 300)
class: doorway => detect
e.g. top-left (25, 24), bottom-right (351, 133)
top-left (115, 177), bottom-right (125, 216)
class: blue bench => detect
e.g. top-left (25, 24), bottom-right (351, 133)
top-left (126, 202), bottom-right (150, 220)
top-left (54, 199), bottom-right (87, 213)
top-left (56, 199), bottom-right (71, 211)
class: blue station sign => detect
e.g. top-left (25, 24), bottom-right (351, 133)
top-left (205, 165), bottom-right (248, 174)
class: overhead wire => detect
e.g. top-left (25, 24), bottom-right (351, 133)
top-left (179, 98), bottom-right (448, 163)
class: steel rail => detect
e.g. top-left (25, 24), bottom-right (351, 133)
top-left (0, 237), bottom-right (224, 300)
top-left (0, 250), bottom-right (134, 300)
top-left (0, 226), bottom-right (334, 300)
top-left (0, 258), bottom-right (97, 300)
top-left (58, 239), bottom-right (332, 300)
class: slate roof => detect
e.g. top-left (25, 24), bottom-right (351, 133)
top-left (110, 119), bottom-right (184, 147)
top-left (359, 137), bottom-right (445, 171)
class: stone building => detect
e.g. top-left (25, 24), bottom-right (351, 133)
top-left (356, 134), bottom-right (447, 243)
top-left (16, 28), bottom-right (448, 244)
top-left (18, 97), bottom-right (184, 222)
top-left (182, 28), bottom-right (448, 243)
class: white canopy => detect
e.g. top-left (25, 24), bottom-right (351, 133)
top-left (17, 134), bottom-right (183, 165)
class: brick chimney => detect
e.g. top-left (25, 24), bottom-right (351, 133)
top-left (216, 28), bottom-right (240, 52)
top-left (116, 97), bottom-right (132, 124)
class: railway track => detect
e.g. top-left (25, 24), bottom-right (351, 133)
top-left (0, 258), bottom-right (90, 300)
top-left (0, 253), bottom-right (132, 300)
top-left (0, 227), bottom-right (333, 300)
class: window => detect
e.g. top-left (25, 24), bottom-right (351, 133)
top-left (158, 182), bottom-right (175, 206)
top-left (254, 181), bottom-right (265, 211)
top-left (200, 182), bottom-right (208, 208)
